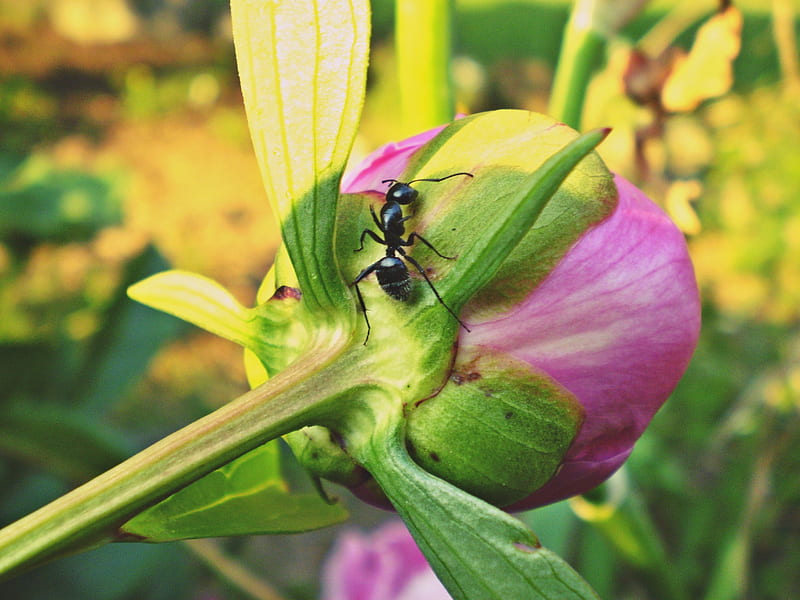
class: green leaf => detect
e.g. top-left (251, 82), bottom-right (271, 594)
top-left (704, 529), bottom-right (748, 600)
top-left (0, 155), bottom-right (121, 243)
top-left (120, 441), bottom-right (347, 541)
top-left (71, 245), bottom-right (183, 413)
top-left (347, 402), bottom-right (601, 600)
top-left (231, 0), bottom-right (370, 314)
top-left (0, 404), bottom-right (131, 483)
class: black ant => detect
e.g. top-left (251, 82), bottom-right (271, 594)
top-left (351, 172), bottom-right (473, 344)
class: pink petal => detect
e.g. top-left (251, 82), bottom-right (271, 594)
top-left (467, 175), bottom-right (700, 508)
top-left (341, 125), bottom-right (449, 194)
top-left (395, 570), bottom-right (451, 600)
top-left (322, 521), bottom-right (446, 600)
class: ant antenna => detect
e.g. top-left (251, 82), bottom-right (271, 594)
top-left (381, 172), bottom-right (473, 186)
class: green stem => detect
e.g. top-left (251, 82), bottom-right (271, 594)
top-left (548, 0), bottom-right (607, 129)
top-left (184, 539), bottom-right (289, 600)
top-left (572, 478), bottom-right (690, 600)
top-left (345, 401), bottom-right (600, 600)
top-left (0, 341), bottom-right (354, 579)
top-left (395, 0), bottom-right (454, 134)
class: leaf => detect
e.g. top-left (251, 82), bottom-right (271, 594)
top-left (0, 156), bottom-right (121, 244)
top-left (349, 404), bottom-right (600, 600)
top-left (703, 529), bottom-right (748, 600)
top-left (121, 441), bottom-right (347, 541)
top-left (0, 404), bottom-right (131, 483)
top-left (71, 245), bottom-right (183, 413)
top-left (231, 0), bottom-right (370, 313)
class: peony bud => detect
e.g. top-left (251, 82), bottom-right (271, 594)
top-left (286, 112), bottom-right (700, 510)
top-left (434, 171), bottom-right (700, 508)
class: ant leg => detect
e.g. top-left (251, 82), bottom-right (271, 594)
top-left (355, 229), bottom-right (385, 253)
top-left (402, 253), bottom-right (471, 333)
top-left (369, 205), bottom-right (382, 229)
top-left (352, 282), bottom-right (371, 344)
top-left (405, 232), bottom-right (456, 260)
top-left (351, 261), bottom-right (380, 344)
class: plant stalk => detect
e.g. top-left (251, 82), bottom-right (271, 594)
top-left (345, 398), bottom-right (600, 600)
top-left (395, 0), bottom-right (455, 135)
top-left (0, 341), bottom-right (354, 579)
top-left (548, 0), bottom-right (607, 130)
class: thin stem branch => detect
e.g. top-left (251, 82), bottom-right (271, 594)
top-left (185, 539), bottom-right (289, 600)
top-left (548, 0), bottom-right (607, 129)
top-left (772, 0), bottom-right (800, 95)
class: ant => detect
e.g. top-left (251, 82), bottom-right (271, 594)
top-left (351, 171), bottom-right (473, 344)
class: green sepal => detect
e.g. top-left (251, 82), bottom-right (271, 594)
top-left (336, 111), bottom-right (615, 347)
top-left (406, 346), bottom-right (584, 507)
top-left (256, 242), bottom-right (299, 304)
top-left (120, 440), bottom-right (347, 541)
top-left (127, 270), bottom-right (304, 377)
top-left (127, 270), bottom-right (263, 347)
top-left (345, 401), bottom-right (600, 600)
top-left (231, 0), bottom-right (370, 316)
top-left (413, 111), bottom-right (616, 316)
top-left (283, 426), bottom-right (369, 489)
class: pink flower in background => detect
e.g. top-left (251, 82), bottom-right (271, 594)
top-left (342, 121), bottom-right (700, 509)
top-left (321, 521), bottom-right (450, 600)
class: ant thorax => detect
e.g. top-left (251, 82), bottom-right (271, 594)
top-left (350, 171), bottom-right (473, 343)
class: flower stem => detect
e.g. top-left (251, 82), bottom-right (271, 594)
top-left (184, 539), bottom-right (289, 600)
top-left (395, 0), bottom-right (455, 135)
top-left (548, 0), bottom-right (607, 130)
top-left (0, 341), bottom-right (353, 579)
top-left (345, 401), bottom-right (600, 600)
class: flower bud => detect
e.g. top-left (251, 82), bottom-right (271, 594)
top-left (290, 111), bottom-right (699, 510)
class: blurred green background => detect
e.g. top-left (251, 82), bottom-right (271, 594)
top-left (0, 1), bottom-right (798, 599)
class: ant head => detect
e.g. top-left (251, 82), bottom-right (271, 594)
top-left (381, 172), bottom-right (473, 205)
top-left (383, 180), bottom-right (419, 205)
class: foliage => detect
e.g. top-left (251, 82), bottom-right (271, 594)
top-left (0, 0), bottom-right (798, 599)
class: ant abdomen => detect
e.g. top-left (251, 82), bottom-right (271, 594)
top-left (375, 257), bottom-right (411, 301)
